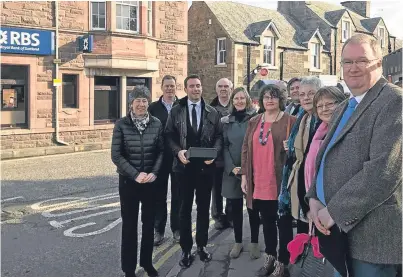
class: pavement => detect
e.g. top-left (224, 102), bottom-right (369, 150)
top-left (1, 150), bottom-right (293, 277)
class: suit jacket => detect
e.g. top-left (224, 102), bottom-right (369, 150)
top-left (306, 77), bottom-right (402, 264)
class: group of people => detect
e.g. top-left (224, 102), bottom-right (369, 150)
top-left (111, 33), bottom-right (402, 277)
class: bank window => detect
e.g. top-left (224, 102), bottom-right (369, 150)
top-left (263, 37), bottom-right (275, 65)
top-left (342, 21), bottom-right (351, 42)
top-left (116, 1), bottom-right (139, 32)
top-left (1, 65), bottom-right (28, 128)
top-left (91, 1), bottom-right (106, 30)
top-left (62, 74), bottom-right (78, 109)
top-left (378, 27), bottom-right (386, 48)
top-left (216, 38), bottom-right (226, 65)
top-left (94, 76), bottom-right (120, 124)
top-left (147, 1), bottom-right (152, 35)
top-left (311, 42), bottom-right (320, 69)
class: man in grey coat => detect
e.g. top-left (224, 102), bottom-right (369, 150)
top-left (306, 34), bottom-right (402, 276)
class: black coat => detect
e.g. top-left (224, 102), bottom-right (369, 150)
top-left (111, 114), bottom-right (164, 180)
top-left (165, 96), bottom-right (223, 173)
top-left (148, 96), bottom-right (179, 127)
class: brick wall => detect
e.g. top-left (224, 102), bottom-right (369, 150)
top-left (188, 2), bottom-right (233, 102)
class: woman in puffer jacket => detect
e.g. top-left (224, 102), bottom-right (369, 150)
top-left (111, 86), bottom-right (164, 277)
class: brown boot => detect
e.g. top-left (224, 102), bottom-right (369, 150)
top-left (269, 261), bottom-right (287, 277)
top-left (255, 253), bottom-right (275, 276)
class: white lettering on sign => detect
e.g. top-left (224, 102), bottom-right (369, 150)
top-left (3, 31), bottom-right (40, 47)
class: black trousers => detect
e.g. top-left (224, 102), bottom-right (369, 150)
top-left (119, 175), bottom-right (156, 273)
top-left (154, 163), bottom-right (180, 235)
top-left (177, 168), bottom-right (213, 252)
top-left (211, 167), bottom-right (230, 220)
top-left (227, 198), bottom-right (243, 243)
top-left (296, 219), bottom-right (309, 234)
top-left (247, 200), bottom-right (294, 265)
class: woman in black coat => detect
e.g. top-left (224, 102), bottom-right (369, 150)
top-left (111, 86), bottom-right (164, 277)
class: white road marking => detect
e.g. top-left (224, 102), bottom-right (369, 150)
top-left (1, 196), bottom-right (24, 203)
top-left (63, 217), bottom-right (122, 238)
top-left (48, 208), bottom-right (121, 228)
top-left (42, 202), bottom-right (120, 218)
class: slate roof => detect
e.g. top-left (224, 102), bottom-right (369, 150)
top-left (205, 1), bottom-right (306, 50)
top-left (307, 2), bottom-right (371, 33)
top-left (361, 17), bottom-right (382, 33)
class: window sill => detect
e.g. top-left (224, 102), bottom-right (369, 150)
top-left (259, 64), bottom-right (278, 70)
top-left (309, 68), bottom-right (323, 73)
top-left (94, 120), bottom-right (117, 125)
top-left (215, 64), bottom-right (227, 68)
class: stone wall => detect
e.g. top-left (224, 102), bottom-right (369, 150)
top-left (1, 127), bottom-right (113, 150)
top-left (188, 2), bottom-right (233, 102)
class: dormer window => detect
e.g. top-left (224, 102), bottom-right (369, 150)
top-left (378, 27), bottom-right (385, 48)
top-left (263, 37), bottom-right (275, 65)
top-left (342, 21), bottom-right (351, 42)
top-left (311, 42), bottom-right (320, 69)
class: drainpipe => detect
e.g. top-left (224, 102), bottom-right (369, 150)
top-left (246, 44), bottom-right (251, 92)
top-left (54, 0), bottom-right (68, 145)
top-left (333, 27), bottom-right (337, 76)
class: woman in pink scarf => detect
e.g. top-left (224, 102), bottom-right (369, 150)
top-left (304, 87), bottom-right (347, 193)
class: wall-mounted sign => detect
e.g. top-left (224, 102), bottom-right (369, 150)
top-left (0, 27), bottom-right (55, 55)
top-left (53, 78), bottom-right (62, 87)
top-left (78, 34), bottom-right (93, 53)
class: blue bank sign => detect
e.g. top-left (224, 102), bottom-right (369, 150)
top-left (0, 27), bottom-right (55, 55)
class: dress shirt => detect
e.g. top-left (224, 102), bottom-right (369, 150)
top-left (161, 97), bottom-right (173, 114)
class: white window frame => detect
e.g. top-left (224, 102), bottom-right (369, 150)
top-left (311, 42), bottom-right (320, 69)
top-left (116, 1), bottom-right (139, 33)
top-left (263, 37), bottom-right (275, 66)
top-left (342, 20), bottom-right (351, 42)
top-left (90, 1), bottom-right (106, 30)
top-left (216, 38), bottom-right (226, 65)
top-left (147, 1), bottom-right (152, 35)
top-left (378, 27), bottom-right (386, 48)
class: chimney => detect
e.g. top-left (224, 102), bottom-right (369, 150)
top-left (341, 1), bottom-right (371, 18)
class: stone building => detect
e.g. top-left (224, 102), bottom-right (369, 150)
top-left (383, 48), bottom-right (402, 84)
top-left (188, 1), bottom-right (402, 101)
top-left (1, 1), bottom-right (188, 159)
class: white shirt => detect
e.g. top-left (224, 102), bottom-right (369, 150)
top-left (187, 99), bottom-right (202, 130)
top-left (350, 91), bottom-right (367, 109)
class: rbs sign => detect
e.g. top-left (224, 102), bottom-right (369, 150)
top-left (0, 27), bottom-right (55, 55)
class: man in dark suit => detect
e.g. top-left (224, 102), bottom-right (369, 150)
top-left (165, 74), bottom-right (223, 268)
top-left (306, 34), bottom-right (402, 277)
top-left (148, 75), bottom-right (180, 246)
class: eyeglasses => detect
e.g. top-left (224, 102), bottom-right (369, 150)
top-left (263, 95), bottom-right (279, 100)
top-left (316, 102), bottom-right (337, 111)
top-left (299, 91), bottom-right (315, 98)
top-left (340, 59), bottom-right (379, 68)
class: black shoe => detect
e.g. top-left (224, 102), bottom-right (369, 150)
top-left (143, 265), bottom-right (159, 277)
top-left (197, 246), bottom-right (212, 262)
top-left (124, 272), bottom-right (136, 277)
top-left (179, 251), bottom-right (193, 268)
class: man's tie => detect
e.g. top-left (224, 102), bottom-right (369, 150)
top-left (191, 104), bottom-right (198, 133)
top-left (316, 98), bottom-right (358, 205)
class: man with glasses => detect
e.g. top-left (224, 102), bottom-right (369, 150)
top-left (306, 34), bottom-right (402, 277)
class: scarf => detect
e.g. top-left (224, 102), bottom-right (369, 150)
top-left (304, 122), bottom-right (328, 193)
top-left (278, 108), bottom-right (321, 216)
top-left (232, 109), bottom-right (247, 122)
top-left (131, 112), bottom-right (150, 134)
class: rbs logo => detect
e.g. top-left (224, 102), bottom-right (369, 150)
top-left (0, 30), bottom-right (40, 47)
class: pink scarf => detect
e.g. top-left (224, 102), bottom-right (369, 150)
top-left (304, 122), bottom-right (328, 192)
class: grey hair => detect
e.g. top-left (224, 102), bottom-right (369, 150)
top-left (300, 76), bottom-right (323, 91)
top-left (216, 78), bottom-right (234, 89)
top-left (128, 85), bottom-right (151, 104)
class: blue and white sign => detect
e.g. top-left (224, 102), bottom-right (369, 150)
top-left (0, 27), bottom-right (55, 55)
top-left (78, 34), bottom-right (93, 53)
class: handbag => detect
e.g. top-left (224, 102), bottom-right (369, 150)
top-left (288, 221), bottom-right (335, 277)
